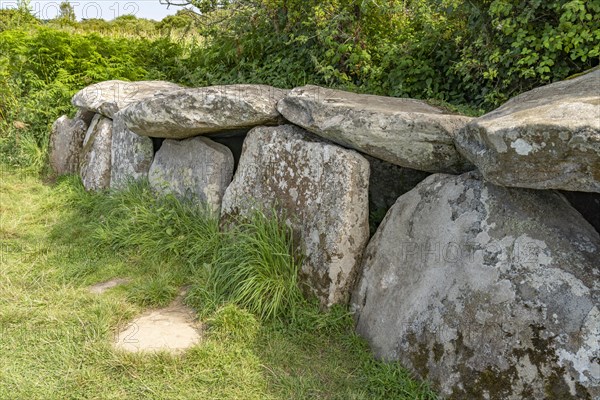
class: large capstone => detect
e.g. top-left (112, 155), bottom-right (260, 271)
top-left (80, 114), bottom-right (113, 191)
top-left (221, 125), bottom-right (370, 306)
top-left (455, 69), bottom-right (600, 192)
top-left (277, 85), bottom-right (473, 173)
top-left (49, 109), bottom-right (95, 175)
top-left (120, 84), bottom-right (288, 139)
top-left (352, 172), bottom-right (600, 399)
top-left (148, 137), bottom-right (234, 213)
top-left (72, 80), bottom-right (183, 118)
top-left (110, 112), bottom-right (154, 190)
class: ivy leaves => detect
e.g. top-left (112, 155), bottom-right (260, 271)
top-left (455, 0), bottom-right (599, 106)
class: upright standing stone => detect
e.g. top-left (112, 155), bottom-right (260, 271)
top-left (221, 125), bottom-right (370, 306)
top-left (110, 112), bottom-right (154, 189)
top-left (352, 172), bottom-right (600, 399)
top-left (49, 109), bottom-right (94, 175)
top-left (148, 137), bottom-right (234, 213)
top-left (80, 114), bottom-right (113, 191)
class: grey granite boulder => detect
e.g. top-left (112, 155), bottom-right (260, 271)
top-left (49, 109), bottom-right (95, 175)
top-left (221, 125), bottom-right (370, 306)
top-left (277, 85), bottom-right (473, 173)
top-left (121, 84), bottom-right (288, 139)
top-left (80, 114), bottom-right (113, 191)
top-left (352, 172), bottom-right (600, 399)
top-left (148, 137), bottom-right (234, 213)
top-left (110, 112), bottom-right (154, 190)
top-left (455, 69), bottom-right (600, 192)
top-left (72, 80), bottom-right (183, 118)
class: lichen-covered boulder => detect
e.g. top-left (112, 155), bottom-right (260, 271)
top-left (277, 85), bottom-right (473, 173)
top-left (110, 113), bottom-right (154, 190)
top-left (352, 172), bottom-right (600, 399)
top-left (80, 114), bottom-right (113, 191)
top-left (72, 80), bottom-right (183, 118)
top-left (455, 69), bottom-right (600, 193)
top-left (49, 109), bottom-right (95, 175)
top-left (221, 125), bottom-right (370, 306)
top-left (120, 84), bottom-right (288, 139)
top-left (148, 137), bottom-right (234, 213)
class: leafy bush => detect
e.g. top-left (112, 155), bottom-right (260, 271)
top-left (450, 0), bottom-right (600, 106)
top-left (176, 0), bottom-right (597, 110)
top-left (0, 25), bottom-right (175, 171)
top-left (0, 9), bottom-right (38, 31)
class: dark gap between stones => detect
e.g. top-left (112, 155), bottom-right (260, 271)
top-left (207, 130), bottom-right (248, 173)
top-left (151, 137), bottom-right (164, 154)
top-left (559, 190), bottom-right (600, 233)
top-left (364, 153), bottom-right (431, 236)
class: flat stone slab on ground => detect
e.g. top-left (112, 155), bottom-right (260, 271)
top-left (88, 278), bottom-right (130, 294)
top-left (113, 299), bottom-right (201, 354)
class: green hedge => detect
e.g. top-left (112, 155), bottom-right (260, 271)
top-left (1, 2), bottom-right (597, 172)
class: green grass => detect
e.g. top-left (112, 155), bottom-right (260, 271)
top-left (202, 210), bottom-right (304, 321)
top-left (0, 164), bottom-right (437, 400)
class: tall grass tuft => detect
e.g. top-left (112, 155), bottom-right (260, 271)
top-left (61, 177), bottom-right (303, 320)
top-left (90, 179), bottom-right (221, 275)
top-left (202, 211), bottom-right (303, 321)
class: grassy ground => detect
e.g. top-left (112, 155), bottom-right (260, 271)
top-left (0, 164), bottom-right (437, 400)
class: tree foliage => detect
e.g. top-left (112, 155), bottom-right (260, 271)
top-left (58, 1), bottom-right (76, 23)
top-left (171, 0), bottom-right (598, 108)
top-left (452, 0), bottom-right (600, 105)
